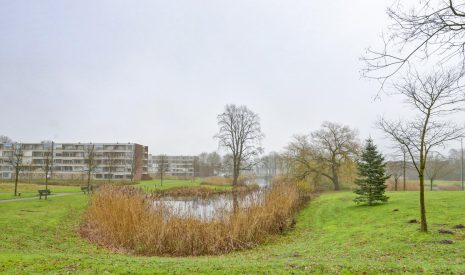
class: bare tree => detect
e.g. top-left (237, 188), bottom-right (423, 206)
top-left (0, 135), bottom-right (13, 143)
top-left (84, 144), bottom-right (98, 190)
top-left (426, 153), bottom-right (452, 190)
top-left (260, 152), bottom-right (283, 178)
top-left (23, 160), bottom-right (34, 184)
top-left (284, 128), bottom-right (359, 191)
top-left (155, 154), bottom-right (169, 186)
top-left (390, 144), bottom-right (411, 191)
top-left (206, 152), bottom-right (222, 176)
top-left (104, 151), bottom-right (118, 183)
top-left (41, 141), bottom-right (54, 190)
top-left (128, 151), bottom-right (137, 182)
top-left (192, 157), bottom-right (199, 182)
top-left (401, 146), bottom-right (408, 191)
top-left (386, 160), bottom-right (403, 191)
top-left (379, 68), bottom-right (465, 232)
top-left (311, 122), bottom-right (360, 190)
top-left (284, 135), bottom-right (320, 181)
top-left (6, 143), bottom-right (24, 196)
top-left (363, 0), bottom-right (465, 86)
top-left (221, 154), bottom-right (234, 177)
top-left (215, 104), bottom-right (264, 186)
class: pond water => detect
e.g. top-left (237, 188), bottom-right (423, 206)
top-left (152, 178), bottom-right (270, 220)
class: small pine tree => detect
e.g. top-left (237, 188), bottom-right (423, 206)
top-left (354, 138), bottom-right (389, 205)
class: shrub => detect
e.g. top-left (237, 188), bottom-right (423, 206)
top-left (80, 183), bottom-right (310, 256)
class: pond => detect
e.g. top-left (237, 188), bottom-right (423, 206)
top-left (152, 177), bottom-right (271, 220)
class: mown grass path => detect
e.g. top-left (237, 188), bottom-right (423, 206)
top-left (1, 191), bottom-right (464, 273)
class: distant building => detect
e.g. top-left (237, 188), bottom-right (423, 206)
top-left (149, 155), bottom-right (198, 177)
top-left (0, 142), bottom-right (149, 180)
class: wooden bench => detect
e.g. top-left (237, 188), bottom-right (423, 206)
top-left (38, 189), bottom-right (51, 200)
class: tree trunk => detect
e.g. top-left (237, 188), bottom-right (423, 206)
top-left (232, 160), bottom-right (240, 186)
top-left (45, 173), bottom-right (49, 191)
top-left (331, 165), bottom-right (340, 191)
top-left (232, 169), bottom-right (239, 186)
top-left (430, 178), bottom-right (433, 191)
top-left (14, 170), bottom-right (19, 196)
top-left (87, 170), bottom-right (91, 190)
top-left (419, 173), bottom-right (428, 232)
top-left (394, 178), bottom-right (398, 191)
top-left (403, 153), bottom-right (406, 191)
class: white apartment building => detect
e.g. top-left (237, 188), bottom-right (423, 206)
top-left (0, 142), bottom-right (149, 180)
top-left (148, 155), bottom-right (198, 177)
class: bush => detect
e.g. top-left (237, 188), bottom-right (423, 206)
top-left (80, 183), bottom-right (310, 256)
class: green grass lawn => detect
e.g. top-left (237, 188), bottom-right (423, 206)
top-left (0, 183), bottom-right (81, 200)
top-left (1, 191), bottom-right (465, 273)
top-left (136, 178), bottom-right (232, 191)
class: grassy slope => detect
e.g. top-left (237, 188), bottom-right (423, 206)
top-left (1, 191), bottom-right (465, 274)
top-left (136, 178), bottom-right (232, 191)
top-left (0, 183), bottom-right (81, 200)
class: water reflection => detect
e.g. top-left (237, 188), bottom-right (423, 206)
top-left (152, 178), bottom-right (270, 220)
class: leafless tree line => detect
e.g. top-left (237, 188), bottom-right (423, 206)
top-left (282, 122), bottom-right (360, 191)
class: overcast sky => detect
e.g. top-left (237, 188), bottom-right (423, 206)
top-left (1, 0), bottom-right (461, 155)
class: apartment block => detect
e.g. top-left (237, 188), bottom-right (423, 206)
top-left (148, 155), bottom-right (198, 177)
top-left (0, 142), bottom-right (149, 180)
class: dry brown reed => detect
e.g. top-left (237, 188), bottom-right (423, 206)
top-left (151, 185), bottom-right (259, 199)
top-left (80, 183), bottom-right (309, 256)
top-left (200, 175), bottom-right (255, 186)
top-left (386, 180), bottom-right (462, 191)
top-left (200, 176), bottom-right (232, 186)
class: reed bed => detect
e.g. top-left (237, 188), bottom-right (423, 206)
top-left (200, 176), bottom-right (232, 186)
top-left (200, 176), bottom-right (254, 186)
top-left (386, 180), bottom-right (462, 191)
top-left (80, 183), bottom-right (309, 256)
top-left (151, 185), bottom-right (259, 199)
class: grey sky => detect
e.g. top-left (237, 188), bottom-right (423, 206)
top-left (2, 0), bottom-right (460, 155)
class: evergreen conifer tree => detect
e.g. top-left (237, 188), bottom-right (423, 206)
top-left (354, 138), bottom-right (389, 205)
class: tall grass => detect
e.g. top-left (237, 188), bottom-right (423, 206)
top-left (386, 180), bottom-right (462, 191)
top-left (200, 176), bottom-right (231, 186)
top-left (80, 183), bottom-right (310, 256)
top-left (151, 184), bottom-right (259, 199)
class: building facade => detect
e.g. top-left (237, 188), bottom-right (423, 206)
top-left (148, 155), bottom-right (198, 177)
top-left (0, 142), bottom-right (149, 180)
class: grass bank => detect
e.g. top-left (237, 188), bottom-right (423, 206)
top-left (136, 178), bottom-right (231, 191)
top-left (0, 183), bottom-right (81, 200)
top-left (1, 191), bottom-right (465, 273)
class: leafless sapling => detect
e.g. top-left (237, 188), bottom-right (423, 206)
top-left (6, 143), bottom-right (24, 196)
top-left (426, 153), bottom-right (452, 190)
top-left (155, 154), bottom-right (169, 186)
top-left (379, 68), bottom-right (465, 232)
top-left (84, 144), bottom-right (98, 190)
top-left (42, 141), bottom-right (54, 190)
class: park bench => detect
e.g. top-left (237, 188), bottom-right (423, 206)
top-left (38, 189), bottom-right (51, 200)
